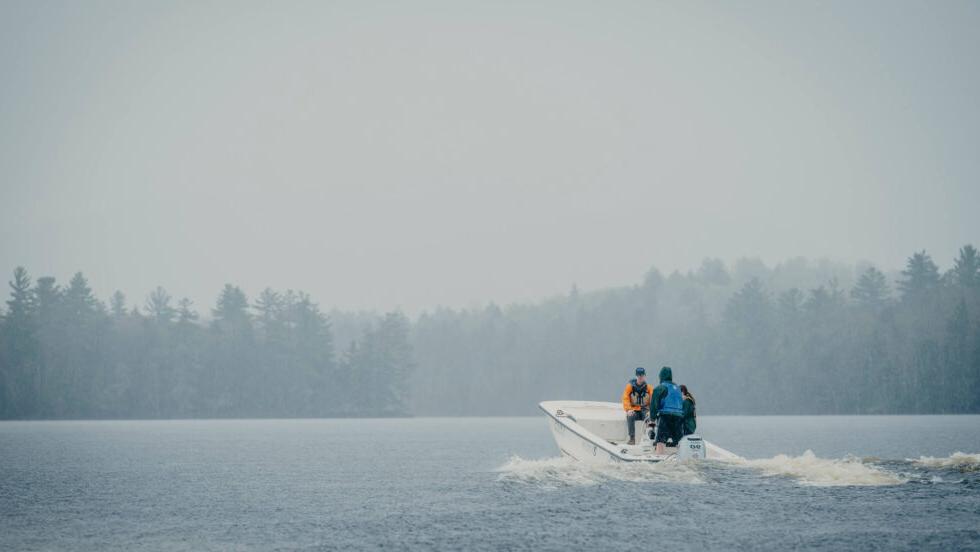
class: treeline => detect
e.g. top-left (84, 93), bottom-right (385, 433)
top-left (410, 246), bottom-right (980, 415)
top-left (0, 276), bottom-right (412, 419)
top-left (1, 246), bottom-right (979, 418)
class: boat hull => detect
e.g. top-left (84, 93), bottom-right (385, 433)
top-left (547, 407), bottom-right (627, 464)
top-left (540, 401), bottom-right (669, 463)
top-left (540, 400), bottom-right (738, 463)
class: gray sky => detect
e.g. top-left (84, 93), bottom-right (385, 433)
top-left (2, 0), bottom-right (978, 313)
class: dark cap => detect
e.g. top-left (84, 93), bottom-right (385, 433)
top-left (635, 367), bottom-right (646, 376)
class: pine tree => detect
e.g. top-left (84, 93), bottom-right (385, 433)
top-left (897, 251), bottom-right (940, 301)
top-left (64, 272), bottom-right (98, 318)
top-left (376, 311), bottom-right (413, 414)
top-left (1, 267), bottom-right (36, 417)
top-left (722, 278), bottom-right (773, 411)
top-left (287, 292), bottom-right (335, 416)
top-left (212, 284), bottom-right (250, 326)
top-left (951, 244), bottom-right (980, 288)
top-left (177, 298), bottom-right (198, 324)
top-left (209, 284), bottom-right (253, 415)
top-left (171, 297), bottom-right (203, 416)
top-left (253, 288), bottom-right (283, 337)
top-left (58, 272), bottom-right (104, 417)
top-left (851, 266), bottom-right (890, 307)
top-left (145, 287), bottom-right (177, 323)
top-left (5, 267), bottom-right (33, 323)
top-left (724, 278), bottom-right (771, 335)
top-left (110, 291), bottom-right (127, 318)
top-left (32, 276), bottom-right (61, 416)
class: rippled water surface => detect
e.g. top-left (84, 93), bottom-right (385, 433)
top-left (2, 416), bottom-right (979, 550)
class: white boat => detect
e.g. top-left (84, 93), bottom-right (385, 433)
top-left (540, 400), bottom-right (739, 464)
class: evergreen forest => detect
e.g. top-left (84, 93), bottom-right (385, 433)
top-left (2, 246), bottom-right (978, 418)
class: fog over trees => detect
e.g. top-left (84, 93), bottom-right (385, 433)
top-left (1, 245), bottom-right (978, 419)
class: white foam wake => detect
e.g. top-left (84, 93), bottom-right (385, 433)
top-left (731, 450), bottom-right (905, 487)
top-left (911, 452), bottom-right (980, 471)
top-left (496, 455), bottom-right (705, 488)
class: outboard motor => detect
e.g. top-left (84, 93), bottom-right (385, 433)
top-left (676, 435), bottom-right (706, 460)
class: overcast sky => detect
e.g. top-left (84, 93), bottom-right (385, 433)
top-left (1, 0), bottom-right (978, 314)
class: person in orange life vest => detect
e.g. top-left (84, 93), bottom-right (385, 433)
top-left (621, 367), bottom-right (653, 445)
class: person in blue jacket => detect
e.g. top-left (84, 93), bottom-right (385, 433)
top-left (651, 366), bottom-right (685, 454)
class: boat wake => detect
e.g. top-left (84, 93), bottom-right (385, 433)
top-left (498, 451), bottom-right (980, 489)
top-left (496, 455), bottom-right (706, 488)
top-left (910, 452), bottom-right (980, 472)
top-left (725, 450), bottom-right (905, 487)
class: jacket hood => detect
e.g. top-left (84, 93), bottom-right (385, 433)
top-left (658, 366), bottom-right (673, 382)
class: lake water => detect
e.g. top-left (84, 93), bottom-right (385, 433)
top-left (1, 416), bottom-right (979, 550)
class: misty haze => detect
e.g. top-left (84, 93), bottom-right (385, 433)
top-left (1, 1), bottom-right (979, 551)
